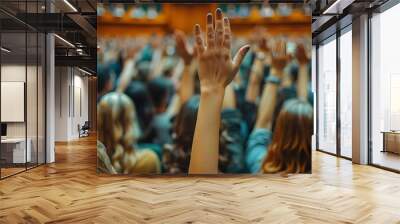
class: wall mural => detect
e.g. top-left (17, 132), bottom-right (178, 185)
top-left (97, 3), bottom-right (313, 175)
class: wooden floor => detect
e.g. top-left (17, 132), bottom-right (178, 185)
top-left (0, 135), bottom-right (400, 223)
top-left (1, 167), bottom-right (26, 178)
top-left (373, 150), bottom-right (400, 171)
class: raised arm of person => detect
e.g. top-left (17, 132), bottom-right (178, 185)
top-left (188, 9), bottom-right (250, 174)
top-left (296, 43), bottom-right (310, 101)
top-left (165, 31), bottom-right (197, 118)
top-left (245, 56), bottom-right (265, 103)
top-left (116, 46), bottom-right (141, 93)
top-left (222, 83), bottom-right (236, 109)
top-left (255, 40), bottom-right (289, 130)
top-left (246, 35), bottom-right (271, 104)
top-left (175, 30), bottom-right (195, 105)
top-left (149, 37), bottom-right (163, 79)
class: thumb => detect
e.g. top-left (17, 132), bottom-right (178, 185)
top-left (233, 45), bottom-right (250, 72)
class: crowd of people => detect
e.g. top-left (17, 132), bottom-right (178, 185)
top-left (97, 8), bottom-right (313, 175)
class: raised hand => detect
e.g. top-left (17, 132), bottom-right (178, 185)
top-left (174, 30), bottom-right (193, 65)
top-left (295, 42), bottom-right (310, 101)
top-left (189, 9), bottom-right (249, 174)
top-left (252, 27), bottom-right (271, 54)
top-left (271, 39), bottom-right (290, 73)
top-left (193, 8), bottom-right (250, 93)
top-left (295, 43), bottom-right (309, 65)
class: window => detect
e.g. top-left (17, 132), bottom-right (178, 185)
top-left (371, 2), bottom-right (400, 171)
top-left (0, 0), bottom-right (47, 179)
top-left (317, 36), bottom-right (337, 154)
top-left (339, 28), bottom-right (352, 158)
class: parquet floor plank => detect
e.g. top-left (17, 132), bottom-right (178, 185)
top-left (0, 135), bottom-right (399, 223)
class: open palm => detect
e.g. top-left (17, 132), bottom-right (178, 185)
top-left (194, 8), bottom-right (250, 93)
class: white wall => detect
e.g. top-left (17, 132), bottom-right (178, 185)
top-left (1, 65), bottom-right (32, 138)
top-left (54, 67), bottom-right (89, 141)
top-left (1, 64), bottom-right (46, 164)
top-left (55, 66), bottom-right (69, 141)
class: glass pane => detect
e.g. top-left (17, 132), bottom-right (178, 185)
top-left (371, 4), bottom-right (400, 171)
top-left (26, 0), bottom-right (40, 169)
top-left (1, 31), bottom-right (27, 177)
top-left (340, 29), bottom-right (352, 158)
top-left (0, 1), bottom-right (46, 177)
top-left (27, 30), bottom-right (38, 169)
top-left (38, 32), bottom-right (45, 165)
top-left (318, 37), bottom-right (337, 154)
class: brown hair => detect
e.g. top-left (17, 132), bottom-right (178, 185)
top-left (164, 96), bottom-right (230, 173)
top-left (97, 92), bottom-right (137, 174)
top-left (262, 99), bottom-right (313, 174)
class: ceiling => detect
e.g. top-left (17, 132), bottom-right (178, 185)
top-left (310, 0), bottom-right (390, 43)
top-left (0, 0), bottom-right (96, 74)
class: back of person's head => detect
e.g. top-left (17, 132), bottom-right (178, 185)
top-left (289, 63), bottom-right (299, 83)
top-left (97, 92), bottom-right (137, 173)
top-left (98, 64), bottom-right (115, 94)
top-left (271, 86), bottom-right (297, 131)
top-left (174, 95), bottom-right (200, 153)
top-left (148, 77), bottom-right (171, 112)
top-left (124, 81), bottom-right (154, 130)
top-left (161, 57), bottom-right (176, 78)
top-left (262, 99), bottom-right (313, 174)
top-left (166, 95), bottom-right (200, 173)
top-left (136, 61), bottom-right (151, 82)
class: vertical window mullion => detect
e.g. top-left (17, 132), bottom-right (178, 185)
top-left (316, 44), bottom-right (320, 151)
top-left (25, 0), bottom-right (28, 171)
top-left (336, 27), bottom-right (341, 157)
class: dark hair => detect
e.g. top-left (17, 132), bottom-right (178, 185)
top-left (262, 99), bottom-right (313, 173)
top-left (271, 86), bottom-right (297, 131)
top-left (174, 96), bottom-right (199, 153)
top-left (166, 96), bottom-right (200, 173)
top-left (97, 64), bottom-right (114, 93)
top-left (289, 63), bottom-right (299, 83)
top-left (124, 81), bottom-right (154, 130)
top-left (165, 95), bottom-right (230, 173)
top-left (148, 77), bottom-right (172, 109)
top-left (108, 61), bottom-right (122, 79)
top-left (136, 61), bottom-right (151, 82)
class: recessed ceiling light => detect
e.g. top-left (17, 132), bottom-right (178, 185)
top-left (54, 34), bottom-right (75, 48)
top-left (63, 0), bottom-right (78, 12)
top-left (323, 0), bottom-right (354, 15)
top-left (1, 47), bottom-right (11, 53)
top-left (78, 67), bottom-right (92, 76)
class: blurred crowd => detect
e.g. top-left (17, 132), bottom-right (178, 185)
top-left (97, 12), bottom-right (313, 174)
top-left (98, 3), bottom-right (311, 19)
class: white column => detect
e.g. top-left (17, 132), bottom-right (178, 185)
top-left (352, 14), bottom-right (369, 164)
top-left (312, 45), bottom-right (317, 151)
top-left (46, 32), bottom-right (55, 163)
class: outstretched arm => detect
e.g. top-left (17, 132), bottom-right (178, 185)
top-left (189, 9), bottom-right (249, 174)
top-left (246, 56), bottom-right (264, 103)
top-left (296, 43), bottom-right (310, 101)
top-left (246, 35), bottom-right (271, 104)
top-left (116, 59), bottom-right (137, 93)
top-left (255, 40), bottom-right (289, 130)
top-left (165, 31), bottom-right (197, 118)
top-left (116, 46), bottom-right (141, 93)
top-left (175, 30), bottom-right (195, 105)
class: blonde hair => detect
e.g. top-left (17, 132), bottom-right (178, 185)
top-left (262, 99), bottom-right (313, 174)
top-left (97, 92), bottom-right (138, 174)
